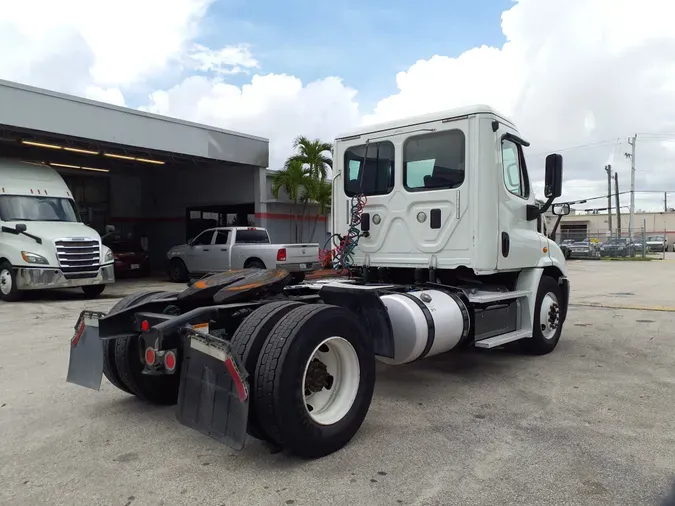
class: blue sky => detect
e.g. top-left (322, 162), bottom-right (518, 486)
top-left (195, 0), bottom-right (513, 110)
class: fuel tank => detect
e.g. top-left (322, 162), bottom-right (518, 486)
top-left (377, 289), bottom-right (470, 365)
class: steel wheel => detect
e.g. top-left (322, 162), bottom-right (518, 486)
top-left (0, 267), bottom-right (12, 296)
top-left (539, 292), bottom-right (560, 340)
top-left (302, 336), bottom-right (361, 426)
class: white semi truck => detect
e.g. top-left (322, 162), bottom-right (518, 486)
top-left (0, 158), bottom-right (115, 301)
top-left (66, 105), bottom-right (571, 459)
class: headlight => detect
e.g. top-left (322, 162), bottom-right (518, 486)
top-left (104, 247), bottom-right (114, 263)
top-left (21, 251), bottom-right (49, 265)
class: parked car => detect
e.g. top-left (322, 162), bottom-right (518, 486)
top-left (600, 237), bottom-right (636, 257)
top-left (102, 232), bottom-right (150, 277)
top-left (166, 226), bottom-right (320, 284)
top-left (645, 235), bottom-right (667, 253)
top-left (568, 238), bottom-right (600, 259)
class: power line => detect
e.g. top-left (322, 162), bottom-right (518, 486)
top-left (529, 138), bottom-right (619, 157)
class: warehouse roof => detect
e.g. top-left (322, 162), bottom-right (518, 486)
top-left (0, 79), bottom-right (269, 168)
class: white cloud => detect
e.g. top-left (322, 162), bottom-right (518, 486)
top-left (186, 43), bottom-right (260, 75)
top-left (0, 0), bottom-right (213, 92)
top-left (2, 0), bottom-right (675, 211)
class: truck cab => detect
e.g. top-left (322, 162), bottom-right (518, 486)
top-left (332, 105), bottom-right (568, 280)
top-left (0, 158), bottom-right (114, 301)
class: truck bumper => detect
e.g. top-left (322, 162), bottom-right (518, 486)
top-left (15, 264), bottom-right (115, 290)
top-left (283, 262), bottom-right (320, 272)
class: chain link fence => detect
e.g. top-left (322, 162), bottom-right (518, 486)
top-left (555, 222), bottom-right (670, 260)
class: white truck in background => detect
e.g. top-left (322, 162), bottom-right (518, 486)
top-left (166, 226), bottom-right (320, 284)
top-left (0, 158), bottom-right (114, 301)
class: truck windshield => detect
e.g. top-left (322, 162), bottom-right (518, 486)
top-left (344, 141), bottom-right (395, 197)
top-left (235, 230), bottom-right (270, 244)
top-left (0, 195), bottom-right (79, 222)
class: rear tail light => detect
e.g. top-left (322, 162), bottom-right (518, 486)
top-left (277, 248), bottom-right (287, 262)
top-left (164, 350), bottom-right (177, 372)
top-left (145, 347), bottom-right (156, 366)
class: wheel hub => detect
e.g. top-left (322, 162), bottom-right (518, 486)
top-left (539, 292), bottom-right (561, 339)
top-left (301, 337), bottom-right (361, 425)
top-left (304, 358), bottom-right (333, 395)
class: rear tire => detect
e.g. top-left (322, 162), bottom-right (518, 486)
top-left (229, 300), bottom-right (305, 441)
top-left (254, 304), bottom-right (375, 458)
top-left (106, 291), bottom-right (182, 404)
top-left (245, 259), bottom-right (266, 269)
top-left (519, 275), bottom-right (564, 355)
top-left (102, 291), bottom-right (167, 394)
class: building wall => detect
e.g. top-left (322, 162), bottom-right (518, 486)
top-left (545, 211), bottom-right (675, 244)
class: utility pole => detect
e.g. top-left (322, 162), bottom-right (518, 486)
top-left (625, 134), bottom-right (637, 240)
top-left (614, 173), bottom-right (621, 238)
top-left (665, 192), bottom-right (668, 213)
top-left (605, 164), bottom-right (612, 235)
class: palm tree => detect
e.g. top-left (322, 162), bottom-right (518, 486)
top-left (270, 159), bottom-right (312, 241)
top-left (286, 136), bottom-right (333, 181)
top-left (308, 178), bottom-right (332, 242)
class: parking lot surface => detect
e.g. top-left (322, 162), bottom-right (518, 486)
top-left (1, 259), bottom-right (675, 506)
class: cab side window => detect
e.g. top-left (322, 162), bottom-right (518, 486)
top-left (192, 231), bottom-right (213, 245)
top-left (501, 139), bottom-right (530, 199)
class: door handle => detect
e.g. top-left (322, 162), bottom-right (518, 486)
top-left (203, 248), bottom-right (210, 251)
top-left (220, 248), bottom-right (227, 251)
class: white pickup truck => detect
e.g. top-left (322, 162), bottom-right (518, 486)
top-left (166, 226), bottom-right (320, 284)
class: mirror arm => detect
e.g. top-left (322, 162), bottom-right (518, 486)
top-left (527, 195), bottom-right (555, 221)
top-left (548, 214), bottom-right (563, 241)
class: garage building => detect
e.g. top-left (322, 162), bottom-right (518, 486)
top-left (0, 79), bottom-right (330, 272)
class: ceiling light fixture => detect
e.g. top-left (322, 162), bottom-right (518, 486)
top-left (64, 147), bottom-right (99, 155)
top-left (103, 152), bottom-right (135, 161)
top-left (22, 140), bottom-right (62, 150)
top-left (135, 157), bottom-right (165, 165)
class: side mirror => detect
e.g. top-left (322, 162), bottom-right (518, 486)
top-left (15, 223), bottom-right (27, 233)
top-left (551, 203), bottom-right (571, 216)
top-left (544, 153), bottom-right (563, 199)
top-left (187, 238), bottom-right (194, 246)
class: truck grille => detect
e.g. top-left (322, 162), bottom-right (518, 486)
top-left (54, 238), bottom-right (101, 279)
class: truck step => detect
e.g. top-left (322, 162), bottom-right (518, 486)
top-left (474, 329), bottom-right (532, 349)
top-left (466, 289), bottom-right (531, 304)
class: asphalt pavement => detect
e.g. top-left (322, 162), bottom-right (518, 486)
top-left (1, 258), bottom-right (674, 506)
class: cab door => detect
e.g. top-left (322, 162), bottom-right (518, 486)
top-left (496, 133), bottom-right (546, 271)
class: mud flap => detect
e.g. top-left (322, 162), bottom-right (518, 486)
top-left (66, 311), bottom-right (107, 390)
top-left (176, 329), bottom-right (250, 451)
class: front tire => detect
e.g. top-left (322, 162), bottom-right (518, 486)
top-left (519, 275), bottom-right (564, 355)
top-left (82, 284), bottom-right (106, 298)
top-left (0, 261), bottom-right (21, 302)
top-left (168, 258), bottom-right (189, 282)
top-left (254, 304), bottom-right (375, 458)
